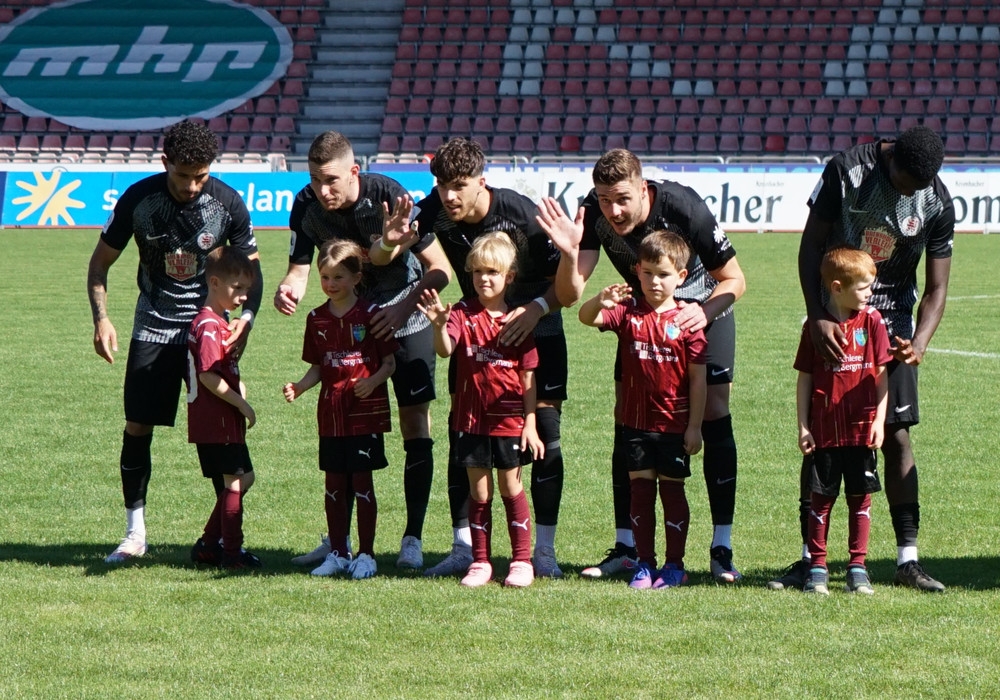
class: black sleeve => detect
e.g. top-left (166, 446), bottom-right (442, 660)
top-left (288, 186), bottom-right (317, 266)
top-left (926, 182), bottom-right (956, 259)
top-left (578, 190), bottom-right (603, 252)
top-left (807, 157), bottom-right (845, 222)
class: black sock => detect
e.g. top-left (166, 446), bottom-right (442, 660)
top-left (447, 426), bottom-right (469, 527)
top-left (120, 431), bottom-right (153, 509)
top-left (402, 438), bottom-right (434, 539)
top-left (612, 424), bottom-right (632, 531)
top-left (889, 502), bottom-right (920, 549)
top-left (531, 407), bottom-right (563, 527)
top-left (702, 415), bottom-right (738, 526)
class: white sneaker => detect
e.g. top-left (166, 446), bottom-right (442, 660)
top-left (291, 535), bottom-right (331, 566)
top-left (396, 535), bottom-right (423, 569)
top-left (424, 542), bottom-right (474, 577)
top-left (105, 532), bottom-right (147, 563)
top-left (532, 545), bottom-right (563, 578)
top-left (310, 550), bottom-right (351, 577)
top-left (350, 553), bottom-right (378, 580)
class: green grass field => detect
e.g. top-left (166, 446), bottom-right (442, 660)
top-left (1, 229), bottom-right (998, 698)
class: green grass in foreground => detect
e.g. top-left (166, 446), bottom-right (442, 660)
top-left (0, 230), bottom-right (998, 698)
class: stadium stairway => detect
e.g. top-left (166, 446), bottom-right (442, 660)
top-left (299, 0), bottom-right (405, 155)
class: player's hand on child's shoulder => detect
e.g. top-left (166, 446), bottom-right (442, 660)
top-left (809, 317), bottom-right (847, 364)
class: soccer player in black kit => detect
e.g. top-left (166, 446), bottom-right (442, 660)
top-left (538, 149), bottom-right (747, 583)
top-left (88, 120), bottom-right (262, 564)
top-left (372, 138), bottom-right (566, 578)
top-left (274, 131), bottom-right (451, 571)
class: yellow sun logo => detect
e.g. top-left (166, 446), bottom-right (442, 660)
top-left (12, 171), bottom-right (86, 225)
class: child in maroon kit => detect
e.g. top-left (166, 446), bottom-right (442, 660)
top-left (186, 246), bottom-right (260, 570)
top-left (795, 247), bottom-right (891, 595)
top-left (418, 232), bottom-right (545, 588)
top-left (283, 239), bottom-right (398, 580)
top-left (578, 231), bottom-right (707, 590)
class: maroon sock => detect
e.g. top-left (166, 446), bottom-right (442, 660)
top-left (221, 487), bottom-right (243, 557)
top-left (468, 498), bottom-right (492, 563)
top-left (352, 471), bottom-right (377, 557)
top-left (807, 492), bottom-right (837, 569)
top-left (502, 490), bottom-right (532, 563)
top-left (847, 493), bottom-right (872, 568)
top-left (203, 495), bottom-right (223, 544)
top-left (659, 479), bottom-right (689, 568)
top-left (324, 472), bottom-right (351, 555)
top-left (630, 478), bottom-right (658, 568)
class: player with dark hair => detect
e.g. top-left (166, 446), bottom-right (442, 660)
top-left (88, 119), bottom-right (262, 563)
top-left (538, 148), bottom-right (747, 583)
top-left (770, 125), bottom-right (954, 592)
top-left (274, 131), bottom-right (451, 571)
top-left (373, 137), bottom-right (566, 578)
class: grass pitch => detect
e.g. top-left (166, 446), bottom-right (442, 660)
top-left (0, 229), bottom-right (998, 698)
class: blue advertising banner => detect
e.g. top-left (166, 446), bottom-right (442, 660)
top-left (0, 169), bottom-right (437, 228)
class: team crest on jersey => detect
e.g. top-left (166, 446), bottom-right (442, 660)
top-left (901, 215), bottom-right (922, 236)
top-left (853, 328), bottom-right (868, 347)
top-left (862, 229), bottom-right (895, 263)
top-left (165, 249), bottom-right (197, 281)
top-left (665, 322), bottom-right (680, 340)
top-left (197, 232), bottom-right (216, 250)
top-left (352, 324), bottom-right (366, 342)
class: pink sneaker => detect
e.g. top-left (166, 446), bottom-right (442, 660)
top-left (460, 561), bottom-right (493, 588)
top-left (504, 560), bottom-right (535, 588)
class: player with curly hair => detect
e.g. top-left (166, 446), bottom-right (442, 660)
top-left (88, 119), bottom-right (261, 564)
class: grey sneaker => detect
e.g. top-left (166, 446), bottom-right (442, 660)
top-left (396, 535), bottom-right (423, 569)
top-left (349, 553), bottom-right (378, 580)
top-left (803, 566), bottom-right (830, 595)
top-left (894, 560), bottom-right (945, 592)
top-left (291, 535), bottom-right (331, 566)
top-left (532, 545), bottom-right (563, 578)
top-left (767, 558), bottom-right (811, 591)
top-left (424, 542), bottom-right (473, 577)
top-left (845, 566), bottom-right (874, 595)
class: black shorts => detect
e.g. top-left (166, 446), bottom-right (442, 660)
top-left (612, 310), bottom-right (736, 385)
top-left (622, 427), bottom-right (691, 479)
top-left (886, 360), bottom-right (918, 427)
top-left (810, 447), bottom-right (882, 497)
top-left (124, 340), bottom-right (187, 426)
top-left (390, 326), bottom-right (437, 407)
top-left (534, 333), bottom-right (569, 402)
top-left (319, 434), bottom-right (389, 473)
top-left (456, 432), bottom-right (531, 470)
top-left (196, 443), bottom-right (254, 479)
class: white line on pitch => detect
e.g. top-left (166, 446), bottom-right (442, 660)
top-left (947, 294), bottom-right (1000, 300)
top-left (928, 348), bottom-right (1000, 359)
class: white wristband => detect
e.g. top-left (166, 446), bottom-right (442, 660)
top-left (532, 296), bottom-right (550, 315)
top-left (379, 237), bottom-right (398, 252)
top-left (240, 310), bottom-right (255, 328)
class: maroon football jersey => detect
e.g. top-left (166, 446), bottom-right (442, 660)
top-left (446, 298), bottom-right (539, 437)
top-left (186, 307), bottom-right (245, 444)
top-left (794, 306), bottom-right (892, 448)
top-left (601, 299), bottom-right (707, 433)
top-left (302, 299), bottom-right (399, 437)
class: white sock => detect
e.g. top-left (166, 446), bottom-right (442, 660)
top-left (898, 546), bottom-right (918, 566)
top-left (615, 528), bottom-right (635, 548)
top-left (126, 506), bottom-right (146, 538)
top-left (454, 526), bottom-right (472, 548)
top-left (535, 525), bottom-right (556, 550)
top-left (801, 544), bottom-right (811, 561)
top-left (711, 524), bottom-right (732, 549)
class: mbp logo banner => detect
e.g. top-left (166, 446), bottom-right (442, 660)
top-left (0, 0), bottom-right (292, 130)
